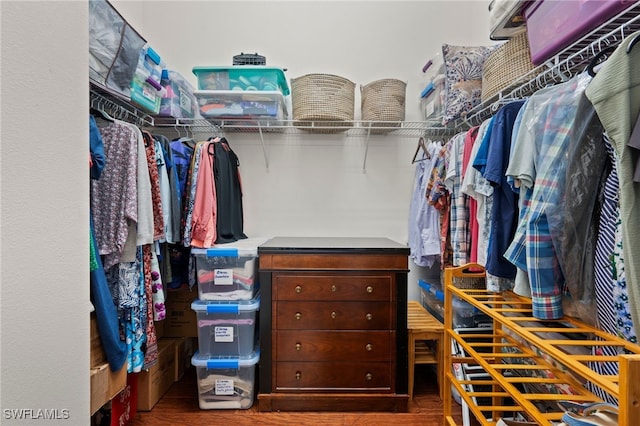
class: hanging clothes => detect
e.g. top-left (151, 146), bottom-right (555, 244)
top-left (182, 141), bottom-right (207, 247)
top-left (503, 74), bottom-right (591, 320)
top-left (91, 118), bottom-right (139, 270)
top-left (588, 132), bottom-right (637, 405)
top-left (191, 141), bottom-right (217, 248)
top-left (155, 137), bottom-right (173, 244)
top-left (155, 134), bottom-right (182, 244)
top-left (427, 142), bottom-right (453, 268)
top-left (89, 115), bottom-right (127, 372)
top-left (474, 100), bottom-right (525, 284)
top-left (106, 256), bottom-right (146, 374)
top-left (461, 126), bottom-right (480, 263)
top-left (408, 139), bottom-right (441, 268)
top-left (141, 244), bottom-right (159, 369)
top-left (213, 138), bottom-right (247, 244)
top-left (555, 91), bottom-right (608, 324)
top-left (504, 101), bottom-right (532, 297)
top-left (120, 122), bottom-right (153, 263)
top-left (445, 132), bottom-right (470, 266)
top-left (586, 33), bottom-right (640, 332)
top-left (461, 118), bottom-right (493, 269)
top-left (142, 131), bottom-right (165, 242)
top-left (167, 137), bottom-right (196, 289)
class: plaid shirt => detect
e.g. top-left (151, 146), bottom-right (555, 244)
top-left (445, 133), bottom-right (470, 266)
top-left (504, 74), bottom-right (591, 319)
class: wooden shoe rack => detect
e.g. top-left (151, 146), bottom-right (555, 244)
top-left (442, 263), bottom-right (640, 426)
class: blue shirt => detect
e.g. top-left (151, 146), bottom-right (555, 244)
top-left (477, 101), bottom-right (525, 279)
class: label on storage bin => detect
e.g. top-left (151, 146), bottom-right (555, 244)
top-left (142, 85), bottom-right (156, 101)
top-left (215, 379), bottom-right (235, 396)
top-left (179, 88), bottom-right (192, 114)
top-left (214, 269), bottom-right (233, 285)
top-left (215, 326), bottom-right (234, 342)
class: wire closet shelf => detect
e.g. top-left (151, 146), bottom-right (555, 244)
top-left (455, 2), bottom-right (640, 129)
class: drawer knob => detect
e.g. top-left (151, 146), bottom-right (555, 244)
top-left (295, 285), bottom-right (302, 293)
top-left (365, 373), bottom-right (373, 381)
top-left (366, 286), bottom-right (374, 294)
top-left (331, 285), bottom-right (337, 292)
top-left (365, 313), bottom-right (372, 321)
top-left (296, 343), bottom-right (301, 351)
top-left (295, 312), bottom-right (302, 320)
top-left (331, 311), bottom-right (337, 319)
top-left (296, 371), bottom-right (302, 381)
top-left (366, 343), bottom-right (373, 351)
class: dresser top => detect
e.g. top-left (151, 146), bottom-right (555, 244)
top-left (258, 236), bottom-right (409, 254)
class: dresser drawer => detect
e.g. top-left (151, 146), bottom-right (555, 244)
top-left (273, 274), bottom-right (392, 301)
top-left (275, 330), bottom-right (394, 362)
top-left (275, 361), bottom-right (392, 390)
top-left (275, 301), bottom-right (392, 330)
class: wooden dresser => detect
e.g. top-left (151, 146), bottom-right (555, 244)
top-left (257, 236), bottom-right (410, 412)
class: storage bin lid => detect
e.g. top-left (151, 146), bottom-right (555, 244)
top-left (419, 280), bottom-right (444, 302)
top-left (192, 66), bottom-right (289, 96)
top-left (191, 296), bottom-right (260, 314)
top-left (191, 349), bottom-right (260, 369)
top-left (418, 279), bottom-right (433, 292)
top-left (191, 237), bottom-right (269, 258)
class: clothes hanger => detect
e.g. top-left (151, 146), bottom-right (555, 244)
top-left (586, 44), bottom-right (617, 77)
top-left (90, 105), bottom-right (114, 122)
top-left (627, 32), bottom-right (640, 54)
top-left (411, 137), bottom-right (430, 164)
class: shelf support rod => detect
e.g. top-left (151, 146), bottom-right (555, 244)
top-left (363, 123), bottom-right (372, 172)
top-left (257, 122), bottom-right (269, 169)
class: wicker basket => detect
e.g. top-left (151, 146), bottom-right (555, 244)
top-left (360, 79), bottom-right (406, 134)
top-left (291, 73), bottom-right (355, 133)
top-left (443, 263), bottom-right (486, 290)
top-left (481, 31), bottom-right (539, 103)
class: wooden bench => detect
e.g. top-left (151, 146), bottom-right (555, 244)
top-left (407, 300), bottom-right (444, 400)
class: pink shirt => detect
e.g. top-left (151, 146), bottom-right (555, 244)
top-left (190, 142), bottom-right (217, 248)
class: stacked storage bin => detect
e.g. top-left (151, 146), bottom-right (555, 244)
top-left (418, 280), bottom-right (489, 327)
top-left (192, 65), bottom-right (290, 124)
top-left (189, 238), bottom-right (264, 410)
top-left (418, 279), bottom-right (491, 418)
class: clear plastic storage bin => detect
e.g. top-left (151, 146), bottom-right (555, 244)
top-left (191, 297), bottom-right (260, 357)
top-left (192, 66), bottom-right (289, 96)
top-left (418, 280), bottom-right (445, 322)
top-left (191, 350), bottom-right (259, 410)
top-left (192, 238), bottom-right (264, 301)
top-left (194, 90), bottom-right (287, 121)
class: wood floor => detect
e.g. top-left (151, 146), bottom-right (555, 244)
top-left (128, 364), bottom-right (467, 426)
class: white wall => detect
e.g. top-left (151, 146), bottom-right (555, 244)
top-left (0, 1), bottom-right (490, 423)
top-left (1, 1), bottom-right (89, 424)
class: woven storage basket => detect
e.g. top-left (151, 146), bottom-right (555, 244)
top-left (481, 31), bottom-right (539, 103)
top-left (360, 79), bottom-right (407, 134)
top-left (443, 263), bottom-right (486, 290)
top-left (291, 73), bottom-right (355, 133)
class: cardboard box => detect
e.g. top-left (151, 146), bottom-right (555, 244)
top-left (163, 337), bottom-right (198, 382)
top-left (137, 338), bottom-right (177, 411)
top-left (163, 288), bottom-right (198, 338)
top-left (90, 362), bottom-right (128, 415)
top-left (154, 318), bottom-right (166, 339)
top-left (90, 313), bottom-right (107, 367)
